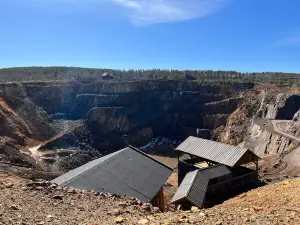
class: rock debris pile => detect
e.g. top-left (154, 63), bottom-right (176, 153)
top-left (1, 172), bottom-right (300, 224)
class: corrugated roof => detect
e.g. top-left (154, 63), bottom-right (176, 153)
top-left (171, 165), bottom-right (231, 208)
top-left (176, 136), bottom-right (257, 167)
top-left (172, 170), bottom-right (198, 202)
top-left (52, 146), bottom-right (173, 203)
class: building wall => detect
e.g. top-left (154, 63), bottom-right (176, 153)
top-left (178, 160), bottom-right (198, 185)
top-left (205, 170), bottom-right (258, 207)
top-left (151, 187), bottom-right (165, 212)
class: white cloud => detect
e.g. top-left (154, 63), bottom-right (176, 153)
top-left (22, 0), bottom-right (227, 25)
top-left (109, 0), bottom-right (227, 26)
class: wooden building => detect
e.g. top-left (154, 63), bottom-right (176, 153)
top-left (52, 146), bottom-right (172, 211)
top-left (101, 72), bottom-right (114, 80)
top-left (172, 136), bottom-right (260, 209)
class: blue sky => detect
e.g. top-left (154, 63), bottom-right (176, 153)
top-left (0, 0), bottom-right (300, 72)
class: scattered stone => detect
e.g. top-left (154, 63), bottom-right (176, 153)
top-left (253, 206), bottom-right (263, 212)
top-left (215, 220), bottom-right (222, 225)
top-left (4, 183), bottom-right (13, 188)
top-left (46, 215), bottom-right (54, 221)
top-left (147, 215), bottom-right (154, 221)
top-left (49, 184), bottom-right (58, 189)
top-left (138, 219), bottom-right (149, 224)
top-left (141, 203), bottom-right (152, 211)
top-left (152, 207), bottom-right (160, 212)
top-left (10, 205), bottom-right (21, 210)
top-left (67, 188), bottom-right (76, 194)
top-left (199, 212), bottom-right (206, 217)
top-left (191, 206), bottom-right (200, 212)
top-left (163, 219), bottom-right (170, 224)
top-left (91, 190), bottom-right (100, 196)
top-left (35, 186), bottom-right (44, 190)
top-left (114, 216), bottom-right (124, 223)
top-left (239, 193), bottom-right (247, 199)
top-left (107, 209), bottom-right (121, 216)
top-left (52, 195), bottom-right (64, 200)
top-left (118, 202), bottom-right (129, 206)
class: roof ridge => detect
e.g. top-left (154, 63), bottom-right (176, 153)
top-left (185, 170), bottom-right (200, 197)
top-left (184, 165), bottom-right (230, 198)
top-left (178, 136), bottom-right (248, 151)
top-left (53, 149), bottom-right (125, 185)
top-left (175, 136), bottom-right (259, 167)
top-left (128, 145), bottom-right (173, 171)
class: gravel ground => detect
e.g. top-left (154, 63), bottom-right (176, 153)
top-left (1, 172), bottom-right (300, 225)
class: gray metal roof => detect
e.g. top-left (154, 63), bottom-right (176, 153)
top-left (52, 146), bottom-right (173, 203)
top-left (176, 136), bottom-right (258, 167)
top-left (171, 165), bottom-right (231, 208)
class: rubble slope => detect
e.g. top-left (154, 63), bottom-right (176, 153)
top-left (1, 172), bottom-right (300, 225)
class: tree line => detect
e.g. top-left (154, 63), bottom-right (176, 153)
top-left (0, 66), bottom-right (299, 86)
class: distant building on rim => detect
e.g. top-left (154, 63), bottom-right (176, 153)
top-left (101, 72), bottom-right (114, 80)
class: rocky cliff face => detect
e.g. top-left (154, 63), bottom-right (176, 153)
top-left (0, 92), bottom-right (56, 145)
top-left (240, 93), bottom-right (300, 157)
top-left (0, 80), bottom-right (255, 171)
top-left (79, 82), bottom-right (249, 150)
top-left (255, 94), bottom-right (300, 120)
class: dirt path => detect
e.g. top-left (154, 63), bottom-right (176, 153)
top-left (25, 120), bottom-right (83, 160)
top-left (271, 120), bottom-right (300, 143)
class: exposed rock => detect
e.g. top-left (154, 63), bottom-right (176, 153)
top-left (203, 114), bottom-right (229, 130)
top-left (0, 92), bottom-right (56, 144)
top-left (203, 97), bottom-right (242, 115)
top-left (2, 172), bottom-right (300, 225)
top-left (114, 216), bottom-right (124, 223)
top-left (256, 94), bottom-right (300, 120)
top-left (293, 110), bottom-right (300, 122)
top-left (10, 204), bottom-right (21, 210)
top-left (138, 218), bottom-right (149, 224)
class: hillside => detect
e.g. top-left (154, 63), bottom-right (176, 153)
top-left (1, 172), bottom-right (300, 224)
top-left (0, 74), bottom-right (300, 224)
top-left (1, 66), bottom-right (300, 85)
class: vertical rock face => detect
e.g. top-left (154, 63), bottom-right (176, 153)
top-left (0, 83), bottom-right (27, 99)
top-left (75, 82), bottom-right (249, 150)
top-left (243, 93), bottom-right (300, 157)
top-left (0, 92), bottom-right (56, 145)
top-left (0, 80), bottom-right (254, 168)
top-left (249, 127), bottom-right (294, 157)
top-left (256, 94), bottom-right (300, 120)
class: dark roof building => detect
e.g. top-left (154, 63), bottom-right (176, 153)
top-left (171, 165), bottom-right (231, 208)
top-left (173, 136), bottom-right (260, 209)
top-left (52, 146), bottom-right (173, 204)
top-left (176, 136), bottom-right (259, 167)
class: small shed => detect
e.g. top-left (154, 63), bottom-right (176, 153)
top-left (172, 136), bottom-right (260, 209)
top-left (171, 165), bottom-right (231, 208)
top-left (52, 146), bottom-right (173, 211)
top-left (176, 136), bottom-right (259, 168)
top-left (176, 137), bottom-right (259, 184)
top-left (101, 72), bottom-right (114, 80)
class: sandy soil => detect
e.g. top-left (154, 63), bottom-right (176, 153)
top-left (2, 172), bottom-right (300, 224)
